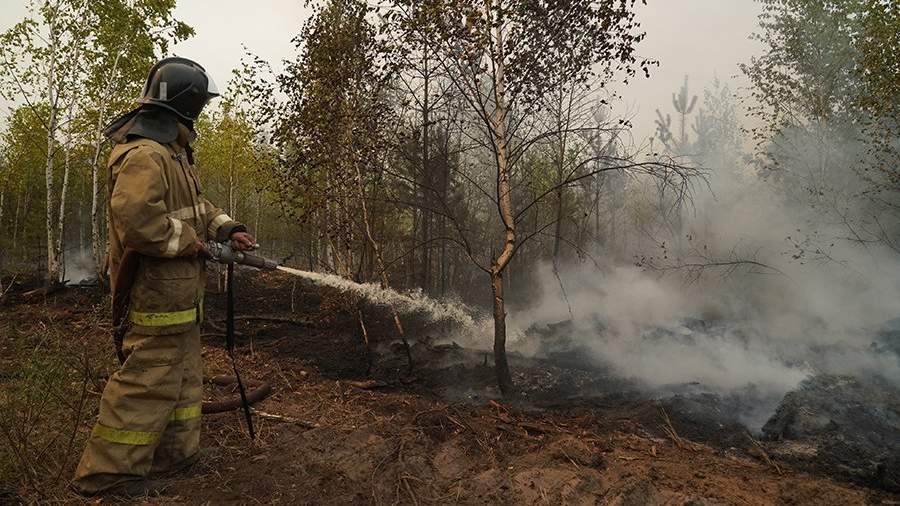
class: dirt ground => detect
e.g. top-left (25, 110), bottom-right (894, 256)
top-left (1, 270), bottom-right (898, 505)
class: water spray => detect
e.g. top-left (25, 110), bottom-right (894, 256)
top-left (202, 241), bottom-right (475, 327)
top-left (195, 239), bottom-right (490, 436)
top-left (276, 265), bottom-right (477, 327)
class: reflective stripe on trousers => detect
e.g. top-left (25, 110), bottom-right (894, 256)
top-left (130, 299), bottom-right (203, 327)
top-left (90, 403), bottom-right (202, 445)
top-left (170, 404), bottom-right (202, 422)
top-left (92, 424), bottom-right (160, 445)
top-left (72, 327), bottom-right (203, 494)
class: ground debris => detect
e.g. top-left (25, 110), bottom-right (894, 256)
top-left (1, 271), bottom-right (894, 505)
top-left (763, 374), bottom-right (900, 492)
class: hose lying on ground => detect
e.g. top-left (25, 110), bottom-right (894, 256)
top-left (202, 375), bottom-right (272, 414)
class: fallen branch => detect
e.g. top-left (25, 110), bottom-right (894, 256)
top-left (238, 315), bottom-right (313, 325)
top-left (252, 409), bottom-right (319, 429)
top-left (22, 282), bottom-right (66, 302)
top-left (202, 375), bottom-right (272, 414)
top-left (346, 379), bottom-right (390, 390)
top-left (746, 432), bottom-right (782, 475)
top-left (488, 399), bottom-right (507, 414)
top-left (658, 405), bottom-right (684, 449)
top-left (208, 315), bottom-right (312, 326)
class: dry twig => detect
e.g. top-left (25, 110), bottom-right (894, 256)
top-left (658, 405), bottom-right (683, 448)
top-left (746, 432), bottom-right (782, 475)
top-left (252, 409), bottom-right (318, 429)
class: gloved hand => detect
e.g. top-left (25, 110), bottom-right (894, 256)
top-left (230, 231), bottom-right (256, 251)
top-left (190, 240), bottom-right (207, 256)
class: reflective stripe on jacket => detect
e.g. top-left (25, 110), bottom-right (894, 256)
top-left (107, 137), bottom-right (242, 335)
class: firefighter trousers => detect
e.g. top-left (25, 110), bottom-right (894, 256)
top-left (73, 325), bottom-right (202, 494)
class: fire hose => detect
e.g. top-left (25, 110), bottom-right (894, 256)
top-left (201, 241), bottom-right (280, 439)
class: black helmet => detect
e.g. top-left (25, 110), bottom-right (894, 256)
top-left (137, 57), bottom-right (219, 121)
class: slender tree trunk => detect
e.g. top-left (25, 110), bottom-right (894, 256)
top-left (56, 97), bottom-right (78, 281)
top-left (410, 210), bottom-right (419, 280)
top-left (490, 269), bottom-right (512, 394)
top-left (553, 188), bottom-right (564, 261)
top-left (488, 13), bottom-right (515, 395)
top-left (420, 49), bottom-right (431, 294)
top-left (44, 31), bottom-right (61, 286)
top-left (89, 46), bottom-right (125, 281)
top-left (13, 192), bottom-right (23, 253)
top-left (90, 133), bottom-right (105, 278)
top-left (552, 92), bottom-right (565, 264)
top-left (228, 132), bottom-right (236, 219)
top-left (440, 155), bottom-right (448, 297)
top-left (78, 178), bottom-right (84, 255)
top-left (56, 125), bottom-right (72, 282)
top-left (307, 228), bottom-right (315, 271)
top-left (254, 190), bottom-right (261, 240)
top-left (549, 89), bottom-right (576, 319)
top-left (354, 161), bottom-right (413, 372)
top-left (0, 187), bottom-right (5, 272)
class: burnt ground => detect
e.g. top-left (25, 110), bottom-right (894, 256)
top-left (1, 269), bottom-right (899, 505)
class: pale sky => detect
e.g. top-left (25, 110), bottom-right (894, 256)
top-left (625, 1), bottom-right (765, 141)
top-left (0, 0), bottom-right (765, 141)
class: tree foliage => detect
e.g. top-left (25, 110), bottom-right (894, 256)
top-left (270, 0), bottom-right (395, 276)
top-left (741, 0), bottom-right (900, 256)
top-left (0, 0), bottom-right (192, 281)
top-left (741, 0), bottom-right (898, 178)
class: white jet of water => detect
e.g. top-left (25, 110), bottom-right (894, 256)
top-left (276, 265), bottom-right (476, 326)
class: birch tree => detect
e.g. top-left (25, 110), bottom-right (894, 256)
top-left (80, 0), bottom-right (192, 279)
top-left (387, 0), bottom-right (698, 394)
top-left (269, 0), bottom-right (415, 367)
top-left (0, 0), bottom-right (92, 285)
top-left (0, 0), bottom-right (192, 283)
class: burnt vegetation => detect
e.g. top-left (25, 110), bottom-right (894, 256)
top-left (1, 0), bottom-right (899, 503)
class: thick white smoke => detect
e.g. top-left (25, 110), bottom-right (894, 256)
top-left (507, 163), bottom-right (900, 405)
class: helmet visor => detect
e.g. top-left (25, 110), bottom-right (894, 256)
top-left (206, 72), bottom-right (220, 97)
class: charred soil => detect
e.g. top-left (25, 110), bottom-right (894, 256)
top-left (0, 270), bottom-right (897, 505)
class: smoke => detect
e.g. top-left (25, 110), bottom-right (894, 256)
top-left (64, 250), bottom-right (96, 285)
top-left (506, 148), bottom-right (900, 411)
top-left (510, 264), bottom-right (803, 396)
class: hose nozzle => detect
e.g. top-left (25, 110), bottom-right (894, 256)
top-left (203, 241), bottom-right (279, 271)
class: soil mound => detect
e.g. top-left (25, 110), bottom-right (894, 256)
top-left (763, 374), bottom-right (900, 491)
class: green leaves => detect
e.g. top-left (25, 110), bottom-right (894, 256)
top-left (0, 0), bottom-right (193, 272)
top-left (272, 0), bottom-right (394, 221)
top-left (741, 0), bottom-right (899, 186)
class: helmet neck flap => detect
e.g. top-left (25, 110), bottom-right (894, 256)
top-left (104, 56), bottom-right (216, 153)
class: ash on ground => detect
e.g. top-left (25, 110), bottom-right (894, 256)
top-left (387, 315), bottom-right (900, 493)
top-left (763, 374), bottom-right (900, 492)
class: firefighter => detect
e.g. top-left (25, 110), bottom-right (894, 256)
top-left (72, 57), bottom-right (256, 497)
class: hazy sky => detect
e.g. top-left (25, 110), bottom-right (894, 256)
top-left (626, 1), bottom-right (764, 140)
top-left (0, 0), bottom-right (765, 140)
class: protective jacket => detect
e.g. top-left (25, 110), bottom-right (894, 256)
top-left (73, 122), bottom-right (243, 495)
top-left (107, 134), bottom-right (241, 334)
